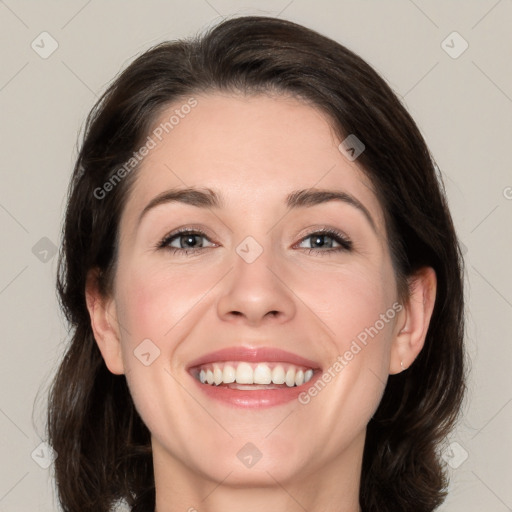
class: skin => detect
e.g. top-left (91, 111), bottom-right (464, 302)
top-left (86, 92), bottom-right (436, 512)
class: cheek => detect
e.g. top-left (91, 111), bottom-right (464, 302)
top-left (115, 261), bottom-right (207, 345)
top-left (274, 263), bottom-right (398, 461)
top-left (112, 263), bottom-right (218, 444)
top-left (294, 260), bottom-right (398, 408)
top-left (298, 260), bottom-right (397, 348)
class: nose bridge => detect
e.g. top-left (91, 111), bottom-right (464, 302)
top-left (216, 237), bottom-right (296, 325)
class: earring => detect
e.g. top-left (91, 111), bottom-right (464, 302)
top-left (400, 360), bottom-right (406, 371)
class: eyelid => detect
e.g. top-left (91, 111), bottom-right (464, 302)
top-left (156, 225), bottom-right (353, 254)
top-left (156, 226), bottom-right (218, 251)
top-left (292, 226), bottom-right (353, 250)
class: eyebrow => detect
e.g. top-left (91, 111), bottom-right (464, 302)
top-left (137, 186), bottom-right (377, 233)
top-left (286, 188), bottom-right (377, 233)
top-left (138, 187), bottom-right (222, 226)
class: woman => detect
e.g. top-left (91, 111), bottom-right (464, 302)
top-left (47, 15), bottom-right (466, 512)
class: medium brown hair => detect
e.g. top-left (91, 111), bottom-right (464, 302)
top-left (47, 15), bottom-right (466, 512)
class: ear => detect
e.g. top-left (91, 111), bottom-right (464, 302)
top-left (389, 266), bottom-right (437, 375)
top-left (85, 268), bottom-right (125, 375)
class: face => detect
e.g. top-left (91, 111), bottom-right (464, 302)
top-left (99, 92), bottom-right (406, 487)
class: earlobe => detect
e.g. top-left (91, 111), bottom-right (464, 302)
top-left (85, 268), bottom-right (125, 375)
top-left (389, 267), bottom-right (437, 375)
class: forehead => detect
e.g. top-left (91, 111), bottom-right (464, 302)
top-left (122, 92), bottom-right (385, 233)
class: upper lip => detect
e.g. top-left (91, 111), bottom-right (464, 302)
top-left (187, 346), bottom-right (322, 370)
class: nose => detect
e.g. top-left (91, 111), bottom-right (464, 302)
top-left (216, 248), bottom-right (297, 327)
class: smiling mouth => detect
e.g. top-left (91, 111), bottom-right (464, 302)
top-left (190, 361), bottom-right (315, 389)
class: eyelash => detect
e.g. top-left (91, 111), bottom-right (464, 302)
top-left (156, 227), bottom-right (353, 256)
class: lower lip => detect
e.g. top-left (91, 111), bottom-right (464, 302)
top-left (189, 371), bottom-right (321, 408)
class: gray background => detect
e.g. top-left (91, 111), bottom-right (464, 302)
top-left (1, 1), bottom-right (511, 510)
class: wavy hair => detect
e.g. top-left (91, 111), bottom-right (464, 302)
top-left (47, 15), bottom-right (467, 512)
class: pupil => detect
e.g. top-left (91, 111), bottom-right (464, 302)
top-left (313, 235), bottom-right (330, 248)
top-left (182, 235), bottom-right (200, 248)
top-left (315, 236), bottom-right (325, 247)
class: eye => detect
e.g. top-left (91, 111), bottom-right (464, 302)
top-left (156, 227), bottom-right (352, 255)
top-left (296, 229), bottom-right (352, 253)
top-left (158, 229), bottom-right (216, 254)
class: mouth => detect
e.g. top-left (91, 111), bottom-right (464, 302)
top-left (187, 346), bottom-right (322, 408)
top-left (191, 361), bottom-right (315, 388)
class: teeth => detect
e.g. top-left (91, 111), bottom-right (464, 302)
top-left (236, 362), bottom-right (253, 384)
top-left (222, 365), bottom-right (236, 384)
top-left (254, 364), bottom-right (272, 384)
top-left (285, 368), bottom-right (296, 387)
top-left (271, 365), bottom-right (286, 384)
top-left (194, 361), bottom-right (315, 387)
top-left (213, 365), bottom-right (223, 385)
